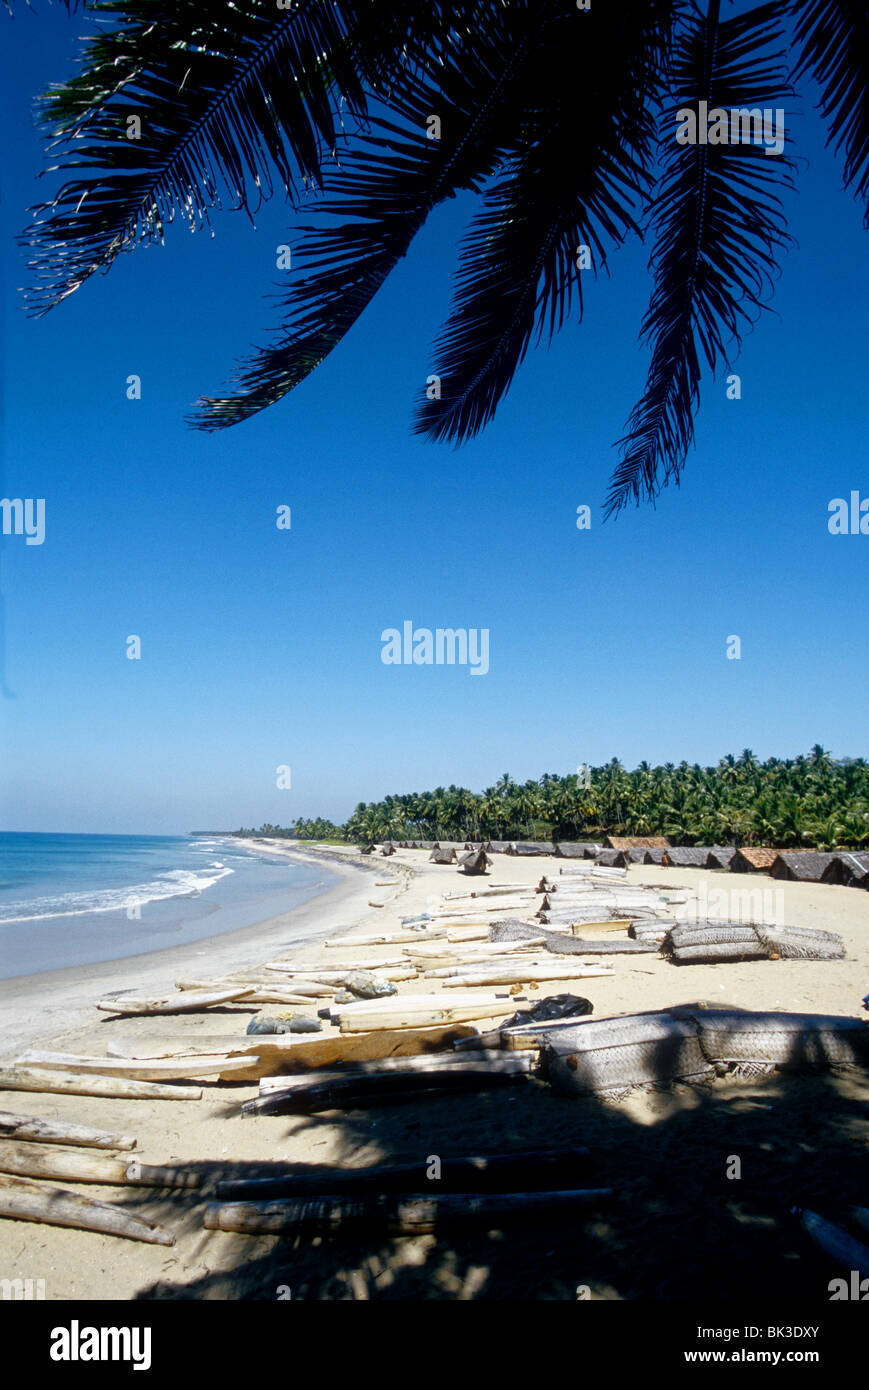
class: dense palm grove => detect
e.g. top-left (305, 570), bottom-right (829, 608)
top-left (235, 748), bottom-right (869, 850)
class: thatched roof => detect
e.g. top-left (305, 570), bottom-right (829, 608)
top-left (731, 847), bottom-right (779, 872)
top-left (428, 846), bottom-right (456, 864)
top-left (643, 848), bottom-right (668, 864)
top-left (555, 842), bottom-right (602, 858)
top-left (821, 852), bottom-right (869, 886)
top-left (459, 848), bottom-right (491, 874)
top-left (596, 849), bottom-right (625, 866)
top-left (626, 847), bottom-right (650, 863)
top-left (606, 835), bottom-right (670, 850)
top-left (663, 847), bottom-right (710, 867)
top-left (705, 846), bottom-right (739, 869)
top-left (771, 851), bottom-right (841, 883)
top-left (487, 840), bottom-right (513, 853)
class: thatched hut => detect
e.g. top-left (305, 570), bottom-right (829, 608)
top-left (664, 847), bottom-right (711, 868)
top-left (771, 851), bottom-right (840, 883)
top-left (417, 841), bottom-right (437, 851)
top-left (555, 842), bottom-right (601, 859)
top-left (821, 852), bottom-right (869, 887)
top-left (731, 847), bottom-right (779, 874)
top-left (512, 841), bottom-right (555, 856)
top-left (380, 841), bottom-right (395, 856)
top-left (596, 849), bottom-right (625, 867)
top-left (359, 842), bottom-right (376, 855)
top-left (626, 848), bottom-right (650, 863)
top-left (606, 835), bottom-right (670, 851)
top-left (705, 846), bottom-right (738, 870)
top-left (643, 848), bottom-right (668, 865)
top-left (459, 848), bottom-right (491, 875)
top-left (487, 840), bottom-right (513, 854)
top-left (428, 846), bottom-right (456, 864)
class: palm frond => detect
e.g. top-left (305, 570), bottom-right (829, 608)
top-left (20, 0), bottom-right (455, 315)
top-left (606, 0), bottom-right (795, 515)
top-left (414, 0), bottom-right (676, 444)
top-left (189, 0), bottom-right (550, 430)
top-left (790, 0), bottom-right (869, 225)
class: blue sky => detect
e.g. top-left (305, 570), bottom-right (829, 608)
top-left (1, 4), bottom-right (867, 834)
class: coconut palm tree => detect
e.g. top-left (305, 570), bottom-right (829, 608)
top-left (16, 0), bottom-right (868, 510)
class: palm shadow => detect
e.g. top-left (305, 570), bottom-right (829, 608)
top-left (130, 1028), bottom-right (868, 1301)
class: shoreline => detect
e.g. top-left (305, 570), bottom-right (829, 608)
top-left (0, 840), bottom-right (385, 1064)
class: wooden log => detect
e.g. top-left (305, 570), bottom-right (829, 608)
top-left (324, 931), bottom-right (446, 947)
top-left (215, 1147), bottom-right (591, 1200)
top-left (15, 1050), bottom-right (257, 1082)
top-left (205, 1187), bottom-right (613, 1235)
top-left (0, 1175), bottom-right (174, 1244)
top-left (242, 1065), bottom-right (529, 1114)
top-left (256, 1050), bottom-right (537, 1091)
top-left (406, 938), bottom-right (546, 959)
top-left (441, 964), bottom-right (614, 987)
top-left (0, 1140), bottom-right (133, 1185)
top-left (96, 987), bottom-right (255, 1016)
top-left (0, 1068), bottom-right (202, 1101)
top-left (325, 989), bottom-right (509, 1015)
top-left (421, 954), bottom-right (576, 977)
top-left (265, 960), bottom-right (410, 976)
top-left (176, 977), bottom-right (334, 998)
top-left (337, 1002), bottom-right (517, 1032)
top-left (0, 1111), bottom-right (136, 1151)
top-left (124, 1160), bottom-right (202, 1189)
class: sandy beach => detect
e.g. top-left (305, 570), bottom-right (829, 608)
top-left (0, 841), bottom-right (866, 1301)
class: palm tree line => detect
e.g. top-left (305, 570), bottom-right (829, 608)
top-left (236, 747), bottom-right (869, 850)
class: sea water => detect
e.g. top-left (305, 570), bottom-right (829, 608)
top-left (0, 832), bottom-right (338, 978)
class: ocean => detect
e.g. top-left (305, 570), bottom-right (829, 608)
top-left (0, 832), bottom-right (339, 979)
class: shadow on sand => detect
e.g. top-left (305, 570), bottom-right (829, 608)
top-left (124, 1035), bottom-right (867, 1300)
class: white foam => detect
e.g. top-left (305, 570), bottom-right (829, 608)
top-left (0, 865), bottom-right (234, 925)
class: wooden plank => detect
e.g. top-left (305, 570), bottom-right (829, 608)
top-left (220, 1024), bottom-right (480, 1080)
top-left (0, 1175), bottom-right (174, 1244)
top-left (15, 1051), bottom-right (258, 1082)
top-left (0, 1111), bottom-right (136, 1151)
top-left (0, 1068), bottom-right (202, 1101)
top-left (205, 1188), bottom-right (613, 1236)
top-left (102, 1025), bottom-right (482, 1081)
